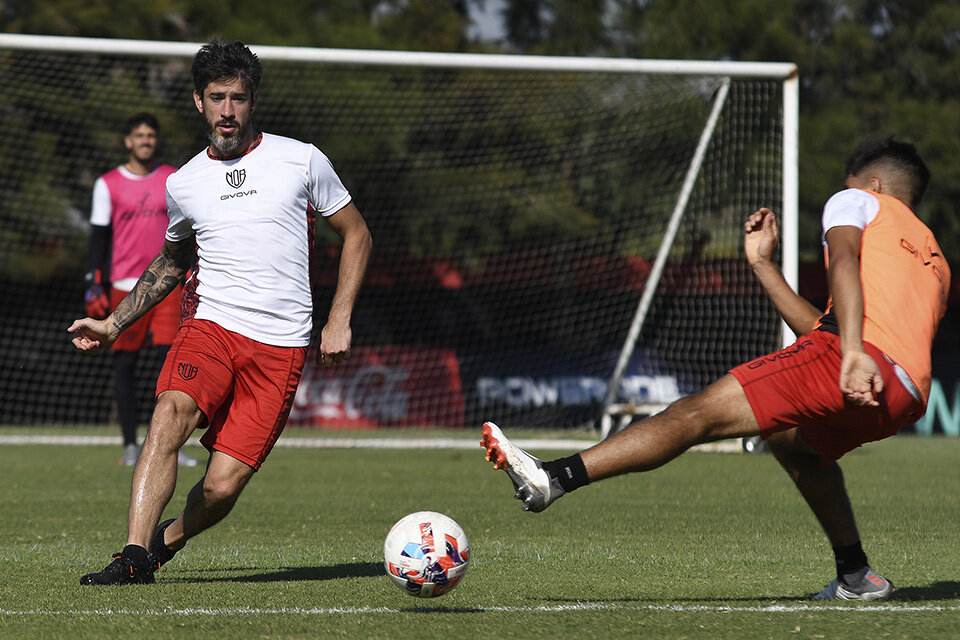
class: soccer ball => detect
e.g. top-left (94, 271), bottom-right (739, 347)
top-left (383, 511), bottom-right (470, 598)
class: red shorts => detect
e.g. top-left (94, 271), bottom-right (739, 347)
top-left (156, 319), bottom-right (307, 470)
top-left (110, 285), bottom-right (182, 351)
top-left (729, 330), bottom-right (923, 464)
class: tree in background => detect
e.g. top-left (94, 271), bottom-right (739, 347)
top-left (501, 0), bottom-right (960, 264)
top-left (2, 0), bottom-right (958, 264)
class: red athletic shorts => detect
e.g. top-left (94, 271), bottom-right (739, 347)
top-left (110, 285), bottom-right (182, 351)
top-left (156, 319), bottom-right (307, 470)
top-left (729, 330), bottom-right (923, 464)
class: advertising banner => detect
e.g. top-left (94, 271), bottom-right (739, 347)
top-left (906, 353), bottom-right (960, 436)
top-left (289, 346), bottom-right (464, 428)
top-left (462, 348), bottom-right (695, 428)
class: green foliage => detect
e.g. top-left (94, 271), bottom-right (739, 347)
top-left (376, 0), bottom-right (471, 51)
top-left (0, 0), bottom-right (187, 39)
top-left (502, 0), bottom-right (960, 261)
top-left (0, 49), bottom-right (194, 280)
top-left (608, 0), bottom-right (960, 261)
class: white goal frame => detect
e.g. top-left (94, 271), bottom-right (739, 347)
top-left (0, 34), bottom-right (799, 438)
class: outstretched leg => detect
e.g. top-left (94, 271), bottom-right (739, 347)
top-left (481, 375), bottom-right (893, 601)
top-left (581, 375), bottom-right (759, 480)
top-left (483, 374), bottom-right (759, 511)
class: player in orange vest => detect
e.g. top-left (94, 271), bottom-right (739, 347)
top-left (482, 137), bottom-right (950, 601)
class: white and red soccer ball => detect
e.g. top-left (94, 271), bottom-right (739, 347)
top-left (383, 511), bottom-right (470, 598)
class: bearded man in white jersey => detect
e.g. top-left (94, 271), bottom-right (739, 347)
top-left (70, 40), bottom-right (373, 585)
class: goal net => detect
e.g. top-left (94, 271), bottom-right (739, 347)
top-left (0, 35), bottom-right (796, 431)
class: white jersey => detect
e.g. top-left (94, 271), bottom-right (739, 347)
top-left (165, 132), bottom-right (351, 346)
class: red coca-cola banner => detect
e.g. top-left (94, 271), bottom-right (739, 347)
top-left (288, 346), bottom-right (465, 429)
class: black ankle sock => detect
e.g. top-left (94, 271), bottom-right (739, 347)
top-left (151, 519), bottom-right (179, 564)
top-left (542, 454), bottom-right (590, 493)
top-left (833, 541), bottom-right (868, 581)
top-left (122, 544), bottom-right (150, 569)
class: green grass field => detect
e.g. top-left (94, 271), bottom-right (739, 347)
top-left (2, 429), bottom-right (959, 639)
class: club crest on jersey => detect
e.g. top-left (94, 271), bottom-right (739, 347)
top-left (177, 362), bottom-right (199, 380)
top-left (225, 168), bottom-right (246, 189)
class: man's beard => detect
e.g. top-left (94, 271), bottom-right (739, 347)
top-left (208, 121), bottom-right (245, 155)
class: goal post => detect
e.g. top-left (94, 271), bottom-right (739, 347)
top-left (598, 71), bottom-right (799, 439)
top-left (598, 78), bottom-right (731, 438)
top-left (0, 34), bottom-right (797, 431)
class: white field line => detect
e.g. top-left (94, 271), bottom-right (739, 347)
top-left (1, 602), bottom-right (958, 616)
top-left (0, 434), bottom-right (741, 453)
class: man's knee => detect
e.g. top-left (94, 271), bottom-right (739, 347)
top-left (661, 395), bottom-right (706, 428)
top-left (151, 391), bottom-right (203, 429)
top-left (766, 429), bottom-right (832, 477)
top-left (150, 395), bottom-right (178, 426)
top-left (202, 472), bottom-right (248, 509)
top-left (203, 476), bottom-right (241, 506)
top-left (766, 429), bottom-right (819, 458)
top-left (201, 455), bottom-right (254, 508)
top-left (145, 391), bottom-right (203, 449)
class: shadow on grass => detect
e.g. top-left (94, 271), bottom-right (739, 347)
top-left (891, 581), bottom-right (960, 601)
top-left (168, 561), bottom-right (384, 583)
top-left (399, 606), bottom-right (489, 614)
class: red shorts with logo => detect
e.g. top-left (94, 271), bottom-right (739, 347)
top-left (156, 319), bottom-right (307, 470)
top-left (110, 285), bottom-right (182, 351)
top-left (729, 330), bottom-right (923, 464)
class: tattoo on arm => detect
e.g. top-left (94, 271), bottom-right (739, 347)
top-left (111, 240), bottom-right (193, 335)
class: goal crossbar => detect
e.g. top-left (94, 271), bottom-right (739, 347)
top-left (0, 33), bottom-right (796, 77)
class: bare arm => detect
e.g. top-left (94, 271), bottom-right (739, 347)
top-left (69, 238), bottom-right (194, 353)
top-left (824, 225), bottom-right (882, 407)
top-left (744, 208), bottom-right (822, 336)
top-left (317, 202), bottom-right (372, 366)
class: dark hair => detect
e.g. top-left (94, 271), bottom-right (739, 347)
top-left (125, 112), bottom-right (159, 135)
top-left (845, 136), bottom-right (930, 205)
top-left (192, 40), bottom-right (263, 96)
